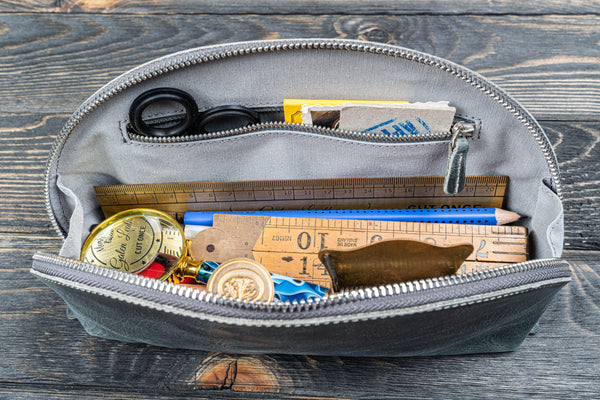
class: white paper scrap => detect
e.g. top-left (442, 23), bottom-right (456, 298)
top-left (339, 102), bottom-right (456, 136)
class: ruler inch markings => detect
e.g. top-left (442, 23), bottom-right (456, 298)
top-left (251, 215), bottom-right (527, 263)
top-left (94, 176), bottom-right (508, 220)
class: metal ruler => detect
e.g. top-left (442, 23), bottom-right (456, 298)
top-left (192, 214), bottom-right (528, 289)
top-left (95, 176), bottom-right (508, 221)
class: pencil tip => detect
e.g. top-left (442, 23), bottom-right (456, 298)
top-left (496, 209), bottom-right (522, 225)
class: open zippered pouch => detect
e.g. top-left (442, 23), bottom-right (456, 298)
top-left (31, 39), bottom-right (570, 357)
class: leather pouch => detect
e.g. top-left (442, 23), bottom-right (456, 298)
top-left (31, 39), bottom-right (570, 356)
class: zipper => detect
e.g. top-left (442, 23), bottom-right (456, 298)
top-left (127, 117), bottom-right (476, 195)
top-left (31, 252), bottom-right (570, 319)
top-left (127, 118), bottom-right (464, 145)
top-left (124, 102), bottom-right (472, 145)
top-left (43, 39), bottom-right (562, 239)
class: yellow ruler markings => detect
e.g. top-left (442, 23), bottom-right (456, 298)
top-left (95, 176), bottom-right (508, 220)
top-left (253, 217), bottom-right (528, 263)
top-left (253, 217), bottom-right (528, 262)
top-left (253, 252), bottom-right (333, 289)
top-left (189, 214), bottom-right (526, 290)
top-left (459, 261), bottom-right (513, 274)
top-left (251, 253), bottom-right (515, 290)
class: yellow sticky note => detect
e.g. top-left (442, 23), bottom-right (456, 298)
top-left (283, 99), bottom-right (408, 124)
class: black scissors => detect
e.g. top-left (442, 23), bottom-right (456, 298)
top-left (128, 87), bottom-right (260, 137)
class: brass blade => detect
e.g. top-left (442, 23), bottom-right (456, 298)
top-left (318, 239), bottom-right (473, 291)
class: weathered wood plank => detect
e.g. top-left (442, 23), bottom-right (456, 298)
top-left (1, 248), bottom-right (597, 398)
top-left (544, 122), bottom-right (600, 250)
top-left (0, 14), bottom-right (598, 119)
top-left (0, 388), bottom-right (226, 400)
top-left (1, 0), bottom-right (600, 15)
top-left (0, 113), bottom-right (65, 234)
top-left (1, 114), bottom-right (597, 250)
top-left (1, 1), bottom-right (597, 398)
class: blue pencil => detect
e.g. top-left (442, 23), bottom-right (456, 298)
top-left (183, 208), bottom-right (520, 226)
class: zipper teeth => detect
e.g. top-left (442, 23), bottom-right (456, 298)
top-left (33, 253), bottom-right (564, 312)
top-left (127, 121), bottom-right (453, 144)
top-left (44, 39), bottom-right (562, 238)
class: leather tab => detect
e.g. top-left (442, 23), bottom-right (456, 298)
top-left (444, 136), bottom-right (469, 195)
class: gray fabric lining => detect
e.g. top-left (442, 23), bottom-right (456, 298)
top-left (538, 182), bottom-right (564, 257)
top-left (57, 176), bottom-right (85, 259)
top-left (48, 44), bottom-right (562, 261)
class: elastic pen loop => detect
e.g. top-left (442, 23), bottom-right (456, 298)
top-left (129, 87), bottom-right (199, 137)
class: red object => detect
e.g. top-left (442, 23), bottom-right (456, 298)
top-left (139, 261), bottom-right (165, 279)
top-left (179, 277), bottom-right (197, 284)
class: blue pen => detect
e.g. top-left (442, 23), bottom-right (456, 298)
top-left (183, 208), bottom-right (520, 226)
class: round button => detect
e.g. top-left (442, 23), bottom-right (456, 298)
top-left (206, 259), bottom-right (274, 303)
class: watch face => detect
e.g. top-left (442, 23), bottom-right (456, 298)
top-left (81, 211), bottom-right (183, 275)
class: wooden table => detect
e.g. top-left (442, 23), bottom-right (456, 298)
top-left (1, 1), bottom-right (598, 398)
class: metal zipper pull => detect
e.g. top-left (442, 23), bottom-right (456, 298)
top-left (444, 121), bottom-right (475, 195)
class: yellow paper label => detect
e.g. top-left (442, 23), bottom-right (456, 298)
top-left (283, 99), bottom-right (407, 124)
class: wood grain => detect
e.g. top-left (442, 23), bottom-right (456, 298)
top-left (1, 114), bottom-right (597, 250)
top-left (0, 14), bottom-right (598, 119)
top-left (545, 122), bottom-right (600, 250)
top-left (0, 113), bottom-right (65, 234)
top-left (1, 246), bottom-right (597, 398)
top-left (1, 0), bottom-right (600, 15)
top-left (1, 2), bottom-right (599, 398)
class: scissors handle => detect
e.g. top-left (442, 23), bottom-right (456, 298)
top-left (129, 87), bottom-right (262, 138)
top-left (129, 87), bottom-right (199, 137)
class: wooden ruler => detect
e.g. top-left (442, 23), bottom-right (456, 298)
top-left (191, 214), bottom-right (528, 289)
top-left (95, 176), bottom-right (508, 221)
